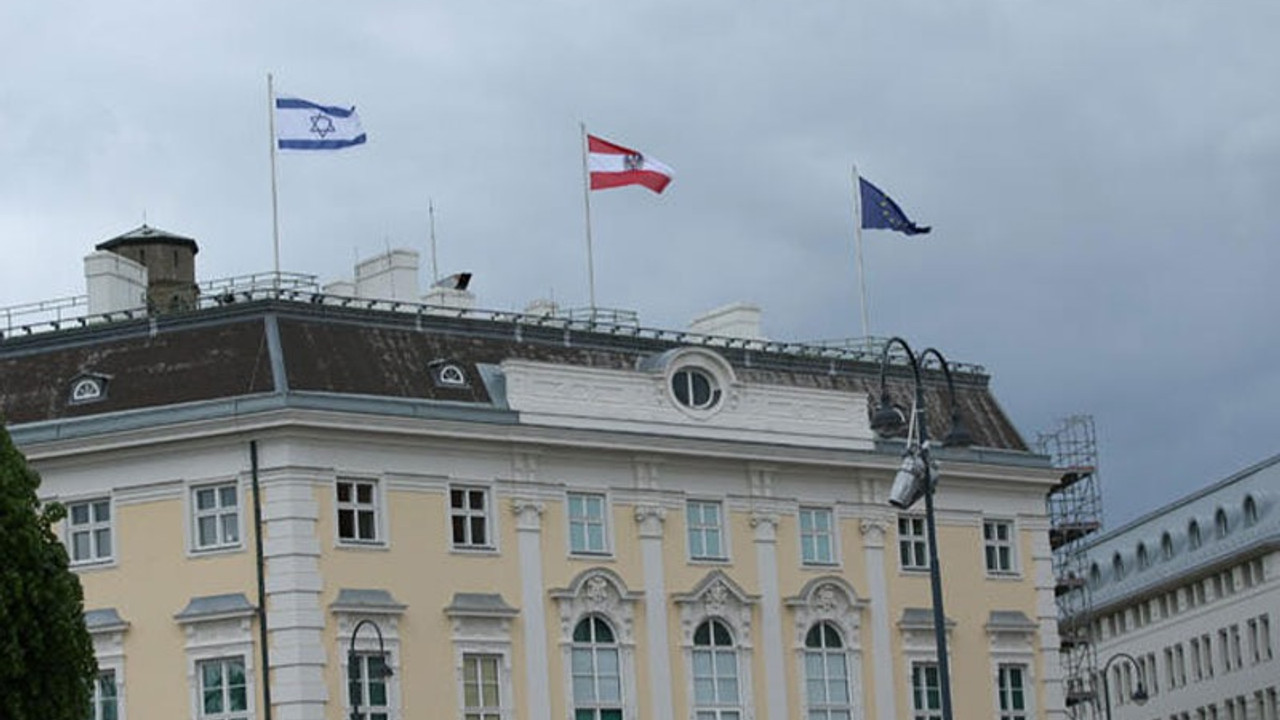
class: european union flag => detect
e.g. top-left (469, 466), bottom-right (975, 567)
top-left (859, 178), bottom-right (930, 236)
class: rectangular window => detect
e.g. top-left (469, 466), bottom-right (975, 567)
top-left (1190, 638), bottom-right (1203, 681)
top-left (67, 498), bottom-right (113, 564)
top-left (91, 670), bottom-right (119, 720)
top-left (450, 486), bottom-right (492, 549)
top-left (1201, 634), bottom-right (1214, 678)
top-left (1175, 644), bottom-right (1186, 686)
top-left (568, 493), bottom-right (608, 555)
top-left (337, 479), bottom-right (380, 543)
top-left (1260, 614), bottom-right (1273, 661)
top-left (686, 500), bottom-right (725, 560)
top-left (348, 653), bottom-right (391, 720)
top-left (984, 520), bottom-right (1015, 574)
top-left (800, 507), bottom-right (836, 565)
top-left (1164, 648), bottom-right (1174, 688)
top-left (198, 657), bottom-right (248, 720)
top-left (911, 663), bottom-right (942, 720)
top-left (1231, 625), bottom-right (1243, 669)
top-left (898, 516), bottom-right (928, 570)
top-left (193, 483), bottom-right (240, 551)
top-left (1146, 653), bottom-right (1159, 695)
top-left (997, 664), bottom-right (1028, 720)
top-left (1219, 629), bottom-right (1231, 672)
top-left (463, 654), bottom-right (502, 720)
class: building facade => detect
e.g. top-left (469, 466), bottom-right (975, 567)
top-left (1079, 455), bottom-right (1279, 720)
top-left (1, 240), bottom-right (1066, 720)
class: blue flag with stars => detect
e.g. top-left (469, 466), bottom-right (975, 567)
top-left (859, 178), bottom-right (930, 236)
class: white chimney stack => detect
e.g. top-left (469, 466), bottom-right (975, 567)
top-left (84, 251), bottom-right (148, 316)
top-left (688, 302), bottom-right (764, 340)
top-left (355, 249), bottom-right (420, 302)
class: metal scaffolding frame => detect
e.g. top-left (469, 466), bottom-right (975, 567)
top-left (1038, 415), bottom-right (1104, 720)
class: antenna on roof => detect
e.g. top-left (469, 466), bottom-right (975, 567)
top-left (428, 199), bottom-right (439, 283)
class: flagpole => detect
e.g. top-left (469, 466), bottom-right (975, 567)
top-left (579, 122), bottom-right (597, 317)
top-left (267, 73), bottom-right (281, 287)
top-left (429, 198), bottom-right (439, 283)
top-left (851, 164), bottom-right (872, 349)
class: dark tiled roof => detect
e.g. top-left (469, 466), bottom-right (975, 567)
top-left (0, 299), bottom-right (1029, 452)
top-left (95, 224), bottom-right (199, 254)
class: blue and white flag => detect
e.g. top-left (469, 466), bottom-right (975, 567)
top-left (274, 96), bottom-right (367, 151)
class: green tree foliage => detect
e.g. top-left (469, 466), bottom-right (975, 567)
top-left (0, 423), bottom-right (97, 719)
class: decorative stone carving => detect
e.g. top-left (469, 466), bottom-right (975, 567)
top-left (859, 519), bottom-right (888, 548)
top-left (785, 576), bottom-right (865, 648)
top-left (634, 504), bottom-right (667, 539)
top-left (674, 571), bottom-right (758, 648)
top-left (750, 511), bottom-right (779, 543)
top-left (549, 568), bottom-right (641, 645)
top-left (510, 498), bottom-right (545, 531)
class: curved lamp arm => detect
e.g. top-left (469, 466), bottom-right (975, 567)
top-left (870, 336), bottom-right (921, 436)
top-left (919, 347), bottom-right (973, 448)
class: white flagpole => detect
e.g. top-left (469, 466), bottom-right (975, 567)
top-left (267, 73), bottom-right (281, 285)
top-left (579, 122), bottom-right (597, 316)
top-left (851, 164), bottom-right (872, 348)
top-left (429, 198), bottom-right (439, 283)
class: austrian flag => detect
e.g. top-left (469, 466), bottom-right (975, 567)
top-left (587, 134), bottom-right (674, 194)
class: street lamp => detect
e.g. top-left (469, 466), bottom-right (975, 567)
top-left (869, 337), bottom-right (973, 720)
top-left (348, 619), bottom-right (393, 720)
top-left (1100, 652), bottom-right (1149, 720)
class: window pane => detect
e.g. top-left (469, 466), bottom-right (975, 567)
top-left (95, 529), bottom-right (112, 558)
top-left (598, 676), bottom-right (621, 702)
top-left (203, 688), bottom-right (223, 713)
top-left (356, 483), bottom-right (373, 504)
top-left (573, 674), bottom-right (595, 702)
top-left (358, 510), bottom-right (376, 539)
top-left (72, 503), bottom-right (89, 525)
top-left (586, 495), bottom-right (603, 519)
top-left (338, 508), bottom-right (354, 538)
top-left (93, 501), bottom-right (110, 522)
top-left (713, 621), bottom-right (732, 646)
top-left (337, 482), bottom-right (352, 503)
top-left (469, 490), bottom-right (485, 510)
top-left (694, 678), bottom-right (715, 703)
top-left (197, 488), bottom-right (216, 510)
top-left (597, 648), bottom-right (619, 674)
top-left (808, 676), bottom-right (826, 703)
top-left (828, 652), bottom-right (847, 676)
top-left (451, 489), bottom-right (465, 508)
top-left (570, 522), bottom-right (586, 552)
top-left (453, 515), bottom-right (467, 544)
top-left (572, 648), bottom-right (594, 673)
top-left (471, 517), bottom-right (486, 546)
top-left (222, 514), bottom-right (239, 544)
top-left (219, 486), bottom-right (238, 507)
top-left (715, 651), bottom-right (736, 675)
top-left (587, 523), bottom-right (604, 551)
top-left (693, 650), bottom-right (713, 676)
top-left (199, 516), bottom-right (218, 546)
top-left (718, 677), bottom-right (739, 702)
top-left (229, 685), bottom-right (247, 711)
top-left (73, 532), bottom-right (91, 560)
top-left (829, 677), bottom-right (849, 703)
top-left (705, 530), bottom-right (721, 558)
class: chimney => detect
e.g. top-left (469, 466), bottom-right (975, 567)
top-left (84, 251), bottom-right (148, 316)
top-left (355, 249), bottom-right (420, 302)
top-left (94, 224), bottom-right (200, 314)
top-left (688, 302), bottom-right (764, 340)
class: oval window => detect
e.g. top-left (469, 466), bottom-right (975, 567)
top-left (671, 368), bottom-right (721, 410)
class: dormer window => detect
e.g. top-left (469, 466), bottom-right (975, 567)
top-left (671, 367), bottom-right (721, 410)
top-left (430, 361), bottom-right (469, 388)
top-left (1161, 532), bottom-right (1174, 560)
top-left (69, 376), bottom-right (108, 405)
top-left (1112, 552), bottom-right (1125, 581)
top-left (1188, 520), bottom-right (1202, 549)
top-left (1215, 508), bottom-right (1229, 538)
top-left (1136, 543), bottom-right (1150, 570)
top-left (1243, 496), bottom-right (1258, 527)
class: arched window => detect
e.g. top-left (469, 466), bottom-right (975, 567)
top-left (571, 616), bottom-right (622, 720)
top-left (1243, 496), bottom-right (1258, 527)
top-left (1136, 543), bottom-right (1150, 570)
top-left (1112, 552), bottom-right (1125, 581)
top-left (1089, 563), bottom-right (1102, 588)
top-left (1215, 508), bottom-right (1229, 539)
top-left (805, 622), bottom-right (852, 720)
top-left (692, 619), bottom-right (741, 720)
top-left (1188, 520), bottom-right (1201, 550)
top-left (1161, 532), bottom-right (1174, 560)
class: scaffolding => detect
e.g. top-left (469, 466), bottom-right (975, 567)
top-left (1038, 415), bottom-right (1104, 720)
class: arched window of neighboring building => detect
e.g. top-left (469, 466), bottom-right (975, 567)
top-left (571, 616), bottom-right (622, 720)
top-left (804, 622), bottom-right (852, 720)
top-left (1215, 508), bottom-right (1229, 539)
top-left (1112, 552), bottom-right (1125, 581)
top-left (1136, 543), bottom-right (1150, 571)
top-left (1188, 520), bottom-right (1202, 550)
top-left (692, 619), bottom-right (742, 720)
top-left (1090, 563), bottom-right (1102, 587)
top-left (1243, 496), bottom-right (1258, 527)
top-left (1161, 532), bottom-right (1174, 560)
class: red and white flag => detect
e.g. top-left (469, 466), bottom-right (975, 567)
top-left (587, 134), bottom-right (674, 194)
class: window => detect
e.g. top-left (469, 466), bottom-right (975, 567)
top-left (1215, 509), bottom-right (1230, 538)
top-left (336, 479), bottom-right (380, 543)
top-left (348, 652), bottom-right (391, 720)
top-left (1260, 614), bottom-right (1273, 661)
top-left (1200, 634), bottom-right (1213, 678)
top-left (983, 520), bottom-right (1015, 574)
top-left (67, 498), bottom-right (113, 564)
top-left (911, 663), bottom-right (942, 720)
top-left (1191, 638), bottom-right (1203, 681)
top-left (1162, 532), bottom-right (1174, 560)
top-left (568, 493), bottom-right (609, 555)
top-left (463, 654), bottom-right (502, 720)
top-left (90, 670), bottom-right (119, 720)
top-left (1112, 553), bottom-right (1125, 581)
top-left (437, 363), bottom-right (468, 387)
top-left (451, 486), bottom-right (492, 549)
top-left (671, 368), bottom-right (721, 410)
top-left (1137, 543), bottom-right (1150, 570)
top-left (687, 500), bottom-right (725, 560)
top-left (898, 516), bottom-right (928, 570)
top-left (1219, 629), bottom-right (1231, 671)
top-left (198, 657), bottom-right (248, 720)
top-left (1189, 520), bottom-right (1202, 549)
top-left (193, 483), bottom-right (240, 551)
top-left (1089, 563), bottom-right (1101, 588)
top-left (70, 376), bottom-right (106, 404)
top-left (571, 617), bottom-right (622, 720)
top-left (692, 619), bottom-right (741, 720)
top-left (1243, 496), bottom-right (1258, 527)
top-left (805, 622), bottom-right (851, 720)
top-left (800, 508), bottom-right (836, 566)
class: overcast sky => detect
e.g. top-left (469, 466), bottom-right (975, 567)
top-left (2, 1), bottom-right (1277, 529)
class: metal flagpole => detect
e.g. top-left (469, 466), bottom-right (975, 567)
top-left (851, 164), bottom-right (872, 348)
top-left (429, 199), bottom-right (439, 283)
top-left (267, 73), bottom-right (282, 287)
top-left (579, 122), bottom-right (597, 316)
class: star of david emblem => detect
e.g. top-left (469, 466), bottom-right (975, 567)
top-left (623, 153), bottom-right (645, 171)
top-left (309, 113), bottom-right (336, 139)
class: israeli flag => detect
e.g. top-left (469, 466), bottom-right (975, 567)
top-left (274, 96), bottom-right (366, 150)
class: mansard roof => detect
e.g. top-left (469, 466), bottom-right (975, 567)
top-left (0, 296), bottom-right (1030, 452)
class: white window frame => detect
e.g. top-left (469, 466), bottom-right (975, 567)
top-left (799, 506), bottom-right (838, 567)
top-left (566, 491), bottom-right (611, 556)
top-left (90, 668), bottom-right (121, 720)
top-left (687, 499), bottom-right (727, 562)
top-left (911, 662), bottom-right (942, 720)
top-left (803, 621), bottom-right (855, 720)
top-left (983, 519), bottom-right (1017, 576)
top-left (449, 484), bottom-right (495, 551)
top-left (66, 496), bottom-right (115, 566)
top-left (462, 654), bottom-right (504, 720)
top-left (180, 607), bottom-right (256, 720)
top-left (997, 664), bottom-right (1030, 720)
top-left (348, 651), bottom-right (394, 720)
top-left (189, 481), bottom-right (243, 554)
top-left (448, 595), bottom-right (516, 720)
top-left (336, 614), bottom-right (402, 720)
top-left (788, 578), bottom-right (865, 720)
top-left (691, 618), bottom-right (743, 720)
top-left (551, 569), bottom-right (641, 720)
top-left (335, 478), bottom-right (385, 546)
top-left (196, 656), bottom-right (251, 720)
top-left (898, 515), bottom-right (929, 571)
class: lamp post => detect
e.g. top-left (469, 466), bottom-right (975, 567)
top-left (1100, 652), bottom-right (1149, 720)
top-left (348, 619), bottom-right (393, 720)
top-left (869, 337), bottom-right (973, 720)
